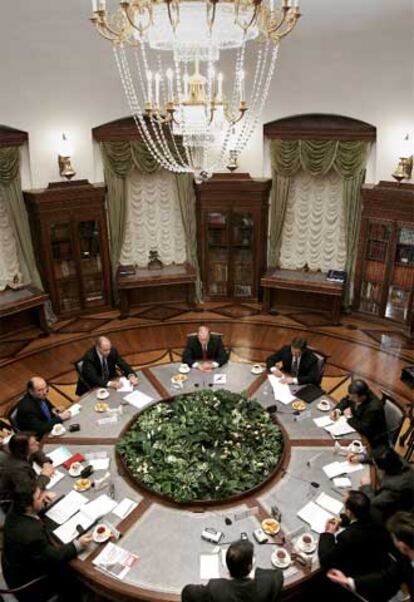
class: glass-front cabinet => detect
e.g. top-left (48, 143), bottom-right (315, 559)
top-left (197, 174), bottom-right (271, 301)
top-left (354, 182), bottom-right (414, 333)
top-left (24, 182), bottom-right (112, 317)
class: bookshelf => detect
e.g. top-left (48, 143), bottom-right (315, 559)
top-left (196, 174), bottom-right (271, 300)
top-left (24, 181), bottom-right (112, 317)
top-left (354, 181), bottom-right (414, 332)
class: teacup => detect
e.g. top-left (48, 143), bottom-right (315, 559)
top-left (276, 550), bottom-right (286, 559)
top-left (349, 440), bottom-right (363, 453)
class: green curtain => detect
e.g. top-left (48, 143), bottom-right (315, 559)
top-left (101, 140), bottom-right (202, 301)
top-left (0, 146), bottom-right (43, 290)
top-left (269, 138), bottom-right (369, 305)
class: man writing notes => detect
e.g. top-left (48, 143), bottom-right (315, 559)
top-left (15, 377), bottom-right (71, 438)
top-left (182, 325), bottom-right (228, 372)
top-left (76, 336), bottom-right (138, 396)
top-left (266, 337), bottom-right (319, 385)
top-left (330, 379), bottom-right (388, 448)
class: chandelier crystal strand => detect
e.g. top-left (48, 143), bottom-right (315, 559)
top-left (91, 1), bottom-right (301, 178)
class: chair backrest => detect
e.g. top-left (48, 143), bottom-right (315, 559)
top-left (74, 359), bottom-right (84, 376)
top-left (309, 348), bottom-right (327, 385)
top-left (381, 391), bottom-right (405, 446)
top-left (7, 408), bottom-right (18, 433)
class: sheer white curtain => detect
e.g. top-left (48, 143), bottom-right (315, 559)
top-left (0, 185), bottom-right (23, 290)
top-left (279, 169), bottom-right (347, 272)
top-left (119, 168), bottom-right (187, 267)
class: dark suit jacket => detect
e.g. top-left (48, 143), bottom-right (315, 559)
top-left (76, 346), bottom-right (136, 396)
top-left (2, 511), bottom-right (78, 602)
top-left (0, 453), bottom-right (50, 506)
top-left (15, 394), bottom-right (61, 438)
top-left (361, 462), bottom-right (414, 524)
top-left (266, 346), bottom-right (319, 385)
top-left (354, 551), bottom-right (413, 602)
top-left (335, 390), bottom-right (388, 448)
top-left (182, 335), bottom-right (228, 368)
top-left (182, 568), bottom-right (284, 602)
top-left (318, 520), bottom-right (392, 579)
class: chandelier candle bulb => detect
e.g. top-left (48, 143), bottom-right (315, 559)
top-left (239, 70), bottom-right (245, 102)
top-left (146, 71), bottom-right (153, 103)
top-left (98, 0), bottom-right (106, 11)
top-left (154, 72), bottom-right (161, 107)
top-left (217, 72), bottom-right (223, 102)
top-left (166, 68), bottom-right (174, 102)
top-left (91, 0), bottom-right (98, 12)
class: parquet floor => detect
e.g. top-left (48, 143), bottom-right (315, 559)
top-left (0, 303), bottom-right (413, 413)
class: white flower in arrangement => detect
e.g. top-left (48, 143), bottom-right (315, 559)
top-left (166, 455), bottom-right (176, 463)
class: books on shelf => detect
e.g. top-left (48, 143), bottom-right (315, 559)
top-left (326, 270), bottom-right (346, 283)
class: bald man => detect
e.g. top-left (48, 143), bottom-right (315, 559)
top-left (75, 336), bottom-right (137, 396)
top-left (182, 325), bottom-right (228, 372)
top-left (15, 377), bottom-right (71, 438)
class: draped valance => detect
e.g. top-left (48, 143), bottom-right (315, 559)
top-left (0, 146), bottom-right (20, 185)
top-left (101, 140), bottom-right (160, 177)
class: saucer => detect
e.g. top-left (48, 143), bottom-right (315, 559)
top-left (292, 400), bottom-right (306, 412)
top-left (93, 524), bottom-right (112, 543)
top-left (178, 364), bottom-right (190, 374)
top-left (317, 399), bottom-right (331, 412)
top-left (271, 548), bottom-right (291, 569)
top-left (51, 424), bottom-right (66, 437)
top-left (94, 402), bottom-right (109, 413)
top-left (251, 364), bottom-right (265, 375)
top-left (68, 462), bottom-right (83, 477)
top-left (96, 388), bottom-right (109, 400)
top-left (296, 534), bottom-right (316, 554)
top-left (74, 478), bottom-right (91, 492)
top-left (171, 374), bottom-right (188, 384)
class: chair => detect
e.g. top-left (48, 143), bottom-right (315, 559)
top-left (308, 348), bottom-right (328, 385)
top-left (380, 390), bottom-right (405, 447)
top-left (73, 359), bottom-right (88, 393)
top-left (0, 572), bottom-right (57, 602)
top-left (6, 409), bottom-right (18, 434)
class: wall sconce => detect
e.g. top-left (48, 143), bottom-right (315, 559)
top-left (392, 134), bottom-right (413, 183)
top-left (58, 133), bottom-right (76, 180)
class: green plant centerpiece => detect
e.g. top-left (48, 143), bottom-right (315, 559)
top-left (117, 389), bottom-right (284, 504)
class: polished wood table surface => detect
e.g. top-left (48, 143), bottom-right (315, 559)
top-left (0, 285), bottom-right (49, 335)
top-left (42, 360), bottom-right (367, 602)
top-left (261, 269), bottom-right (344, 324)
top-left (117, 264), bottom-right (197, 318)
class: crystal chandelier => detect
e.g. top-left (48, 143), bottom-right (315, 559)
top-left (90, 0), bottom-right (301, 181)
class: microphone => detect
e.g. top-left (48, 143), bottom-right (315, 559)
top-left (267, 405), bottom-right (300, 416)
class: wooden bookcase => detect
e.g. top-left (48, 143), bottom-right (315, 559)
top-left (195, 173), bottom-right (271, 301)
top-left (353, 181), bottom-right (414, 333)
top-left (24, 181), bottom-right (112, 317)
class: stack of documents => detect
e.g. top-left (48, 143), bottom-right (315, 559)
top-left (322, 460), bottom-right (364, 479)
top-left (93, 542), bottom-right (139, 580)
top-left (52, 494), bottom-right (118, 544)
top-left (297, 492), bottom-right (343, 533)
top-left (46, 490), bottom-right (88, 525)
top-left (118, 377), bottom-right (134, 393)
top-left (267, 375), bottom-right (297, 405)
top-left (47, 446), bottom-right (72, 467)
top-left (123, 390), bottom-right (153, 410)
top-left (324, 416), bottom-right (356, 437)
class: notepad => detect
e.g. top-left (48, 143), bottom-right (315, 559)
top-left (323, 460), bottom-right (364, 479)
top-left (45, 469), bottom-right (65, 490)
top-left (313, 416), bottom-right (334, 428)
top-left (46, 490), bottom-right (88, 525)
top-left (69, 403), bottom-right (82, 417)
top-left (268, 375), bottom-right (297, 405)
top-left (333, 477), bottom-right (352, 488)
top-left (48, 446), bottom-right (72, 467)
top-left (53, 511), bottom-right (95, 544)
top-left (118, 376), bottom-right (134, 393)
top-left (89, 458), bottom-right (110, 471)
top-left (113, 498), bottom-right (138, 519)
top-left (200, 554), bottom-right (220, 579)
top-left (315, 492), bottom-right (343, 515)
top-left (81, 494), bottom-right (118, 521)
top-left (123, 390), bottom-right (153, 409)
top-left (324, 416), bottom-right (356, 437)
top-left (297, 500), bottom-right (334, 534)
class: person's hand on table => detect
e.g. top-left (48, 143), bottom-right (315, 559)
top-left (347, 452), bottom-right (361, 464)
top-left (343, 407), bottom-right (353, 418)
top-left (108, 379), bottom-right (121, 390)
top-left (43, 491), bottom-right (57, 504)
top-left (325, 517), bottom-right (340, 533)
top-left (360, 474), bottom-right (370, 486)
top-left (57, 409), bottom-right (71, 421)
top-left (41, 462), bottom-right (55, 478)
top-left (78, 533), bottom-right (93, 549)
top-left (280, 376), bottom-right (294, 384)
top-left (198, 362), bottom-right (213, 372)
top-left (128, 374), bottom-right (139, 386)
top-left (327, 569), bottom-right (351, 589)
top-left (330, 409), bottom-right (341, 422)
top-left (270, 366), bottom-right (283, 377)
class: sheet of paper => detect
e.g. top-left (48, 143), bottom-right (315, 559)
top-left (93, 542), bottom-right (138, 581)
top-left (324, 416), bottom-right (356, 437)
top-left (333, 477), bottom-right (352, 488)
top-left (85, 451), bottom-right (108, 461)
top-left (97, 415), bottom-right (118, 426)
top-left (199, 554), bottom-right (220, 580)
top-left (315, 492), bottom-right (343, 515)
top-left (69, 403), bottom-right (82, 417)
top-left (46, 469), bottom-right (65, 490)
top-left (117, 376), bottom-right (134, 393)
top-left (323, 460), bottom-right (363, 479)
top-left (297, 500), bottom-right (334, 534)
top-left (89, 458), bottom-right (110, 471)
top-left (313, 416), bottom-right (334, 428)
top-left (113, 498), bottom-right (138, 519)
top-left (213, 374), bottom-right (227, 385)
top-left (53, 510), bottom-right (95, 544)
top-left (123, 390), bottom-right (153, 410)
top-left (268, 375), bottom-right (297, 405)
top-left (82, 494), bottom-right (118, 521)
top-left (336, 461), bottom-right (364, 475)
top-left (48, 446), bottom-right (72, 467)
top-left (46, 490), bottom-right (88, 525)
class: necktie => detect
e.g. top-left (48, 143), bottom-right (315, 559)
top-left (292, 357), bottom-right (299, 376)
top-left (40, 400), bottom-right (52, 421)
top-left (102, 358), bottom-right (109, 382)
top-left (202, 345), bottom-right (208, 360)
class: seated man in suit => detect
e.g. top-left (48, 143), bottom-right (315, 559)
top-left (266, 337), bottom-right (319, 385)
top-left (318, 490), bottom-right (393, 602)
top-left (327, 511), bottom-right (414, 602)
top-left (76, 335), bottom-right (138, 396)
top-left (15, 377), bottom-right (71, 439)
top-left (182, 325), bottom-right (228, 372)
top-left (182, 539), bottom-right (283, 602)
top-left (2, 480), bottom-right (92, 602)
top-left (330, 380), bottom-right (388, 448)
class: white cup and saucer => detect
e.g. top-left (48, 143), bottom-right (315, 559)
top-left (271, 548), bottom-right (291, 569)
top-left (93, 524), bottom-right (112, 544)
top-left (296, 533), bottom-right (316, 554)
top-left (51, 423), bottom-right (66, 437)
top-left (317, 399), bottom-right (331, 412)
top-left (178, 363), bottom-right (190, 374)
top-left (251, 364), bottom-right (265, 375)
top-left (96, 388), bottom-right (110, 400)
top-left (348, 440), bottom-right (363, 454)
